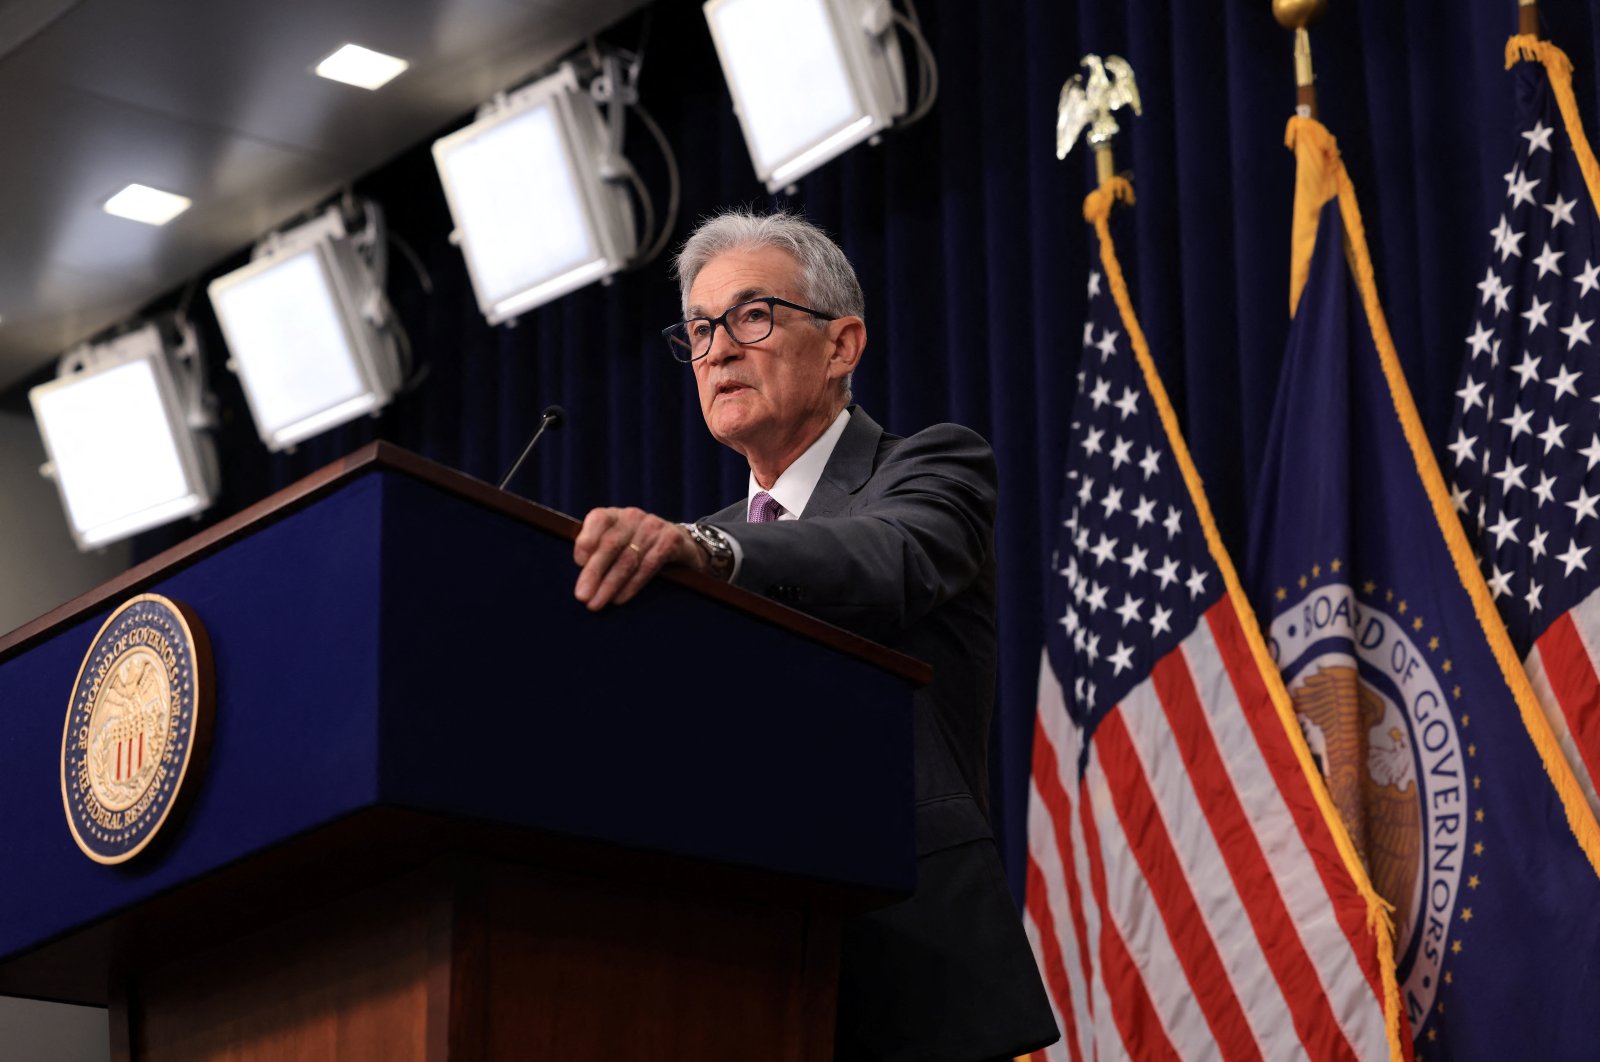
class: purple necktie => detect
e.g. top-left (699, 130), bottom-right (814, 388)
top-left (749, 491), bottom-right (782, 523)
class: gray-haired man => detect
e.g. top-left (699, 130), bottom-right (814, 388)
top-left (574, 210), bottom-right (1057, 1061)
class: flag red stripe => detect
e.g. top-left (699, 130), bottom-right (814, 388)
top-left (137, 731), bottom-right (144, 772)
top-left (1026, 856), bottom-right (1085, 1062)
top-left (1095, 710), bottom-right (1263, 1060)
top-left (1031, 716), bottom-right (1097, 1022)
top-left (1150, 644), bottom-right (1358, 1060)
top-left (1203, 598), bottom-right (1387, 1004)
top-left (1076, 760), bottom-right (1181, 1062)
top-left (1535, 613), bottom-right (1600, 788)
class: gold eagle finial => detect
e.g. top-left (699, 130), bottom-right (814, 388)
top-left (1057, 54), bottom-right (1142, 161)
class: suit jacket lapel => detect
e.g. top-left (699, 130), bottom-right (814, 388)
top-left (802, 406), bottom-right (883, 519)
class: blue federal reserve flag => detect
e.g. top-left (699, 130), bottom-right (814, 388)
top-left (1248, 117), bottom-right (1600, 1058)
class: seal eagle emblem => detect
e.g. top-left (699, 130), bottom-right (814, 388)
top-left (60, 593), bottom-right (213, 864)
top-left (1268, 579), bottom-right (1467, 1027)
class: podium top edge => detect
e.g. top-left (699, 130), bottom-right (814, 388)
top-left (0, 442), bottom-right (932, 685)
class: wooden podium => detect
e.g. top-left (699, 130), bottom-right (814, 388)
top-left (0, 444), bottom-right (925, 1061)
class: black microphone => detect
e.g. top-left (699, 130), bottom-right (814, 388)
top-left (497, 404), bottom-right (566, 491)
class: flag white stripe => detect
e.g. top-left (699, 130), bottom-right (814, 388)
top-left (1033, 657), bottom-right (1105, 1062)
top-left (1036, 658), bottom-right (1129, 1060)
top-left (1084, 749), bottom-right (1214, 1057)
top-left (1022, 909), bottom-right (1073, 1062)
top-left (1073, 759), bottom-right (1121, 1062)
top-left (1025, 786), bottom-right (1093, 1062)
top-left (1035, 648), bottom-right (1081, 785)
top-left (1118, 676), bottom-right (1297, 1057)
top-left (1179, 619), bottom-right (1390, 1060)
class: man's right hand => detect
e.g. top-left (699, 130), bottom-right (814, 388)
top-left (572, 507), bottom-right (705, 611)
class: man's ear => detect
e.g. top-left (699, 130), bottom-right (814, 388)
top-left (826, 316), bottom-right (867, 381)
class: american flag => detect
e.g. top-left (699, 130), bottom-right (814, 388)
top-left (1448, 40), bottom-right (1600, 817)
top-left (1023, 182), bottom-right (1395, 1061)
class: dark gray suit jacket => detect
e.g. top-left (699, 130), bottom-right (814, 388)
top-left (706, 407), bottom-right (1057, 1062)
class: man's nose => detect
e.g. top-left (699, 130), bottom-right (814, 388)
top-left (705, 322), bottom-right (741, 364)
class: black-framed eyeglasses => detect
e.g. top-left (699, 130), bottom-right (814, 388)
top-left (662, 297), bottom-right (837, 363)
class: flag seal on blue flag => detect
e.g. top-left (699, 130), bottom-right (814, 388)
top-left (1265, 570), bottom-right (1468, 1026)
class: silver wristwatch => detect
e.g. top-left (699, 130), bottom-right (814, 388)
top-left (682, 522), bottom-right (735, 580)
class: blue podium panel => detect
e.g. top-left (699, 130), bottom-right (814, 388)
top-left (0, 478), bottom-right (387, 961)
top-left (375, 472), bottom-right (914, 889)
top-left (0, 452), bottom-right (917, 968)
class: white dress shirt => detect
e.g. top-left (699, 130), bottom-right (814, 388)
top-left (745, 406), bottom-right (853, 521)
top-left (723, 406), bottom-right (853, 577)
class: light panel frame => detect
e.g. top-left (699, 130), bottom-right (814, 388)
top-left (207, 209), bottom-right (402, 451)
top-left (432, 64), bottom-right (636, 326)
top-left (704, 0), bottom-right (907, 192)
top-left (30, 325), bottom-right (216, 551)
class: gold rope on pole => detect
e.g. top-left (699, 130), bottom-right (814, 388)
top-left (1273, 0), bottom-right (1328, 119)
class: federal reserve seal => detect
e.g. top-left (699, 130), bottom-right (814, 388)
top-left (60, 594), bottom-right (213, 864)
top-left (1266, 578), bottom-right (1468, 1032)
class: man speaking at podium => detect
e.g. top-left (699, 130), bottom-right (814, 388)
top-left (572, 211), bottom-right (1056, 1062)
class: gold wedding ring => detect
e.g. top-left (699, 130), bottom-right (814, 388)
top-left (627, 542), bottom-right (642, 554)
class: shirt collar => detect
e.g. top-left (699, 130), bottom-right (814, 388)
top-left (747, 407), bottom-right (852, 520)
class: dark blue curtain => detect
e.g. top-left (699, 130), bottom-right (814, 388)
top-left (125, 0), bottom-right (1600, 901)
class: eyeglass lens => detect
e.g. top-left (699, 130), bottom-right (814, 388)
top-left (666, 300), bottom-right (779, 361)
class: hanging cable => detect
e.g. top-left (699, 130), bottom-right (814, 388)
top-left (582, 26), bottom-right (680, 271)
top-left (625, 102), bottom-right (680, 268)
top-left (891, 1), bottom-right (939, 129)
top-left (386, 231), bottom-right (434, 295)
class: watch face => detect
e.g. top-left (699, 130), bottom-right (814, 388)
top-left (692, 524), bottom-right (734, 577)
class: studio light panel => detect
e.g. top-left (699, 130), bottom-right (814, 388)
top-left (30, 329), bottom-right (213, 550)
top-left (209, 236), bottom-right (397, 451)
top-left (433, 66), bottom-right (635, 325)
top-left (705, 0), bottom-right (906, 192)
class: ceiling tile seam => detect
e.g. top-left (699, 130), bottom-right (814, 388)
top-left (59, 82), bottom-right (347, 165)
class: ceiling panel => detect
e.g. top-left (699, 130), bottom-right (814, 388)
top-left (0, 0), bottom-right (82, 58)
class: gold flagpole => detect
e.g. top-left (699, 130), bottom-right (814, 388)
top-left (1272, 0), bottom-right (1328, 118)
top-left (1520, 0), bottom-right (1540, 38)
top-left (1095, 139), bottom-right (1115, 189)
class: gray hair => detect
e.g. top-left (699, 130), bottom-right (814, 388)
top-left (674, 210), bottom-right (863, 401)
top-left (675, 209), bottom-right (865, 321)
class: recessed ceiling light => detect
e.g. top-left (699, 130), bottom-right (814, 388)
top-left (103, 184), bottom-right (192, 226)
top-left (314, 43), bottom-right (409, 90)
